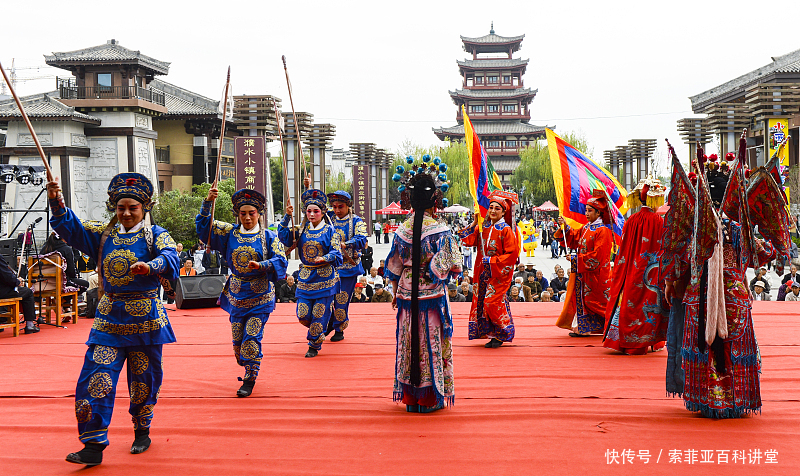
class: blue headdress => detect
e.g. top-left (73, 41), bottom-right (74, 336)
top-left (106, 173), bottom-right (154, 212)
top-left (392, 154), bottom-right (451, 210)
top-left (302, 188), bottom-right (328, 211)
top-left (232, 188), bottom-right (266, 213)
top-left (327, 190), bottom-right (352, 207)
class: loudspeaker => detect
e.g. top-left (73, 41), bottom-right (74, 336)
top-left (0, 238), bottom-right (17, 266)
top-left (175, 275), bottom-right (226, 309)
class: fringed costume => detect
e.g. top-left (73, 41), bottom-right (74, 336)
top-left (278, 189), bottom-right (343, 356)
top-left (388, 154), bottom-right (461, 412)
top-left (196, 189), bottom-right (287, 394)
top-left (555, 190), bottom-right (615, 335)
top-left (458, 190), bottom-right (519, 345)
top-left (603, 178), bottom-right (669, 354)
top-left (326, 191), bottom-right (369, 339)
top-left (51, 173), bottom-right (179, 464)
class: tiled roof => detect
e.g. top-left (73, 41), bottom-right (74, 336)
top-left (433, 121), bottom-right (549, 136)
top-left (450, 88), bottom-right (536, 99)
top-left (690, 48), bottom-right (800, 110)
top-left (461, 33), bottom-right (524, 44)
top-left (45, 40), bottom-right (170, 75)
top-left (0, 92), bottom-right (101, 123)
top-left (149, 79), bottom-right (220, 117)
top-left (488, 158), bottom-right (521, 171)
top-left (457, 58), bottom-right (528, 69)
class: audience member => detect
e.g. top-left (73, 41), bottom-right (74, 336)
top-left (513, 264), bottom-right (527, 281)
top-left (448, 283), bottom-right (466, 302)
top-left (786, 282), bottom-right (800, 301)
top-left (524, 274), bottom-right (542, 301)
top-left (551, 268), bottom-right (568, 298)
top-left (361, 245), bottom-right (374, 276)
top-left (534, 270), bottom-right (549, 291)
top-left (377, 259), bottom-right (386, 277)
top-left (179, 259), bottom-right (197, 276)
top-left (352, 283), bottom-right (369, 303)
top-left (752, 281), bottom-right (770, 301)
top-left (545, 286), bottom-right (559, 303)
top-left (358, 275), bottom-right (373, 299)
top-left (370, 283), bottom-right (392, 302)
top-left (782, 265), bottom-right (799, 285)
top-left (366, 267), bottom-right (384, 290)
top-left (749, 268), bottom-right (770, 293)
top-left (540, 291), bottom-right (552, 302)
top-left (460, 282), bottom-right (473, 302)
top-left (279, 276), bottom-right (298, 303)
top-left (511, 277), bottom-right (531, 302)
top-left (0, 254), bottom-right (37, 334)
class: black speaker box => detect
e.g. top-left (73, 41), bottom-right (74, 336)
top-left (0, 238), bottom-right (17, 266)
top-left (175, 275), bottom-right (226, 309)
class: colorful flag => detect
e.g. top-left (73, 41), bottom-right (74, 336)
top-left (463, 105), bottom-right (502, 229)
top-left (546, 128), bottom-right (628, 237)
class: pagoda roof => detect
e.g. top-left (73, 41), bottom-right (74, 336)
top-left (449, 87), bottom-right (536, 99)
top-left (461, 33), bottom-right (525, 45)
top-left (690, 47), bottom-right (800, 111)
top-left (45, 40), bottom-right (170, 75)
top-left (432, 121), bottom-right (549, 136)
top-left (150, 79), bottom-right (221, 117)
top-left (0, 92), bottom-right (101, 124)
top-left (457, 58), bottom-right (528, 70)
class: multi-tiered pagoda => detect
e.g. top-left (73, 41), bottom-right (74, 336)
top-left (433, 25), bottom-right (550, 183)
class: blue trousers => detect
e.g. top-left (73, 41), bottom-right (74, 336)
top-left (231, 313), bottom-right (269, 381)
top-left (330, 276), bottom-right (357, 334)
top-left (75, 344), bottom-right (163, 445)
top-left (666, 298), bottom-right (686, 396)
top-left (297, 296), bottom-right (334, 350)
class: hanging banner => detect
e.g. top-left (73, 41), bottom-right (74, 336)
top-left (768, 118), bottom-right (789, 166)
top-left (220, 137), bottom-right (235, 180)
top-left (353, 164), bottom-right (371, 230)
top-left (235, 137), bottom-right (266, 194)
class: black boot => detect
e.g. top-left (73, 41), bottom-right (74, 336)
top-left (66, 442), bottom-right (106, 466)
top-left (331, 331), bottom-right (344, 342)
top-left (130, 428), bottom-right (151, 454)
top-left (484, 338), bottom-right (503, 348)
top-left (304, 347), bottom-right (318, 358)
top-left (237, 379), bottom-right (256, 397)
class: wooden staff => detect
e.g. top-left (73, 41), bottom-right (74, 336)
top-left (271, 96), bottom-right (293, 226)
top-left (281, 56), bottom-right (308, 180)
top-left (0, 60), bottom-right (54, 182)
top-left (207, 66), bottom-right (231, 246)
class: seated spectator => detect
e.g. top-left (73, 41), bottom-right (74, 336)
top-left (782, 265), bottom-right (799, 285)
top-left (785, 281), bottom-right (800, 301)
top-left (370, 283), bottom-right (392, 302)
top-left (367, 267), bottom-right (384, 290)
top-left (551, 268), bottom-right (568, 298)
top-left (749, 268), bottom-right (771, 293)
top-left (40, 231), bottom-right (90, 292)
top-left (460, 282), bottom-right (473, 302)
top-left (752, 281), bottom-right (770, 301)
top-left (279, 275), bottom-right (298, 303)
top-left (460, 275), bottom-right (474, 294)
top-left (377, 260), bottom-right (386, 277)
top-left (545, 286), bottom-right (559, 303)
top-left (448, 283), bottom-right (465, 302)
top-left (534, 270), bottom-right (549, 291)
top-left (550, 264), bottom-right (562, 282)
top-left (508, 286), bottom-right (524, 302)
top-left (179, 259), bottom-right (197, 276)
top-left (358, 275), bottom-right (373, 299)
top-left (524, 274), bottom-right (542, 301)
top-left (512, 277), bottom-right (531, 302)
top-left (352, 283), bottom-right (369, 303)
top-left (540, 291), bottom-right (552, 302)
top-left (513, 264), bottom-right (527, 282)
top-left (524, 263), bottom-right (537, 280)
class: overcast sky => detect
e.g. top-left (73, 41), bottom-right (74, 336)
top-left (3, 0), bottom-right (788, 176)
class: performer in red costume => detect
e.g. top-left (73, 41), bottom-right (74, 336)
top-left (458, 190), bottom-right (520, 348)
top-left (555, 190), bottom-right (615, 337)
top-left (603, 177), bottom-right (669, 354)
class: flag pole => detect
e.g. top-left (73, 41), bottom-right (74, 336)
top-left (0, 60), bottom-right (54, 182)
top-left (281, 56), bottom-right (308, 182)
top-left (207, 66), bottom-right (231, 247)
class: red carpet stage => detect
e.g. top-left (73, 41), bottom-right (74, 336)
top-left (1, 302), bottom-right (798, 475)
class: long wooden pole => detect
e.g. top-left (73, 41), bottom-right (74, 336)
top-left (0, 60), bottom-right (54, 182)
top-left (207, 66), bottom-right (231, 246)
top-left (281, 56), bottom-right (308, 182)
top-left (272, 97), bottom-right (293, 225)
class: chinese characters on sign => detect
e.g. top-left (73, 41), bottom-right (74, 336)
top-left (353, 165), bottom-right (371, 231)
top-left (605, 449), bottom-right (778, 465)
top-left (220, 138), bottom-right (235, 181)
top-left (235, 137), bottom-right (266, 195)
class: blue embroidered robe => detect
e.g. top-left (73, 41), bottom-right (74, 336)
top-left (196, 200), bottom-right (288, 317)
top-left (50, 204), bottom-right (179, 347)
top-left (327, 211), bottom-right (368, 278)
top-left (278, 216), bottom-right (343, 299)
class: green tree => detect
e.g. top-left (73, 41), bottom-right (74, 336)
top-left (152, 177), bottom-right (236, 247)
top-left (325, 170), bottom-right (353, 196)
top-left (510, 131), bottom-right (594, 210)
top-left (387, 141), bottom-right (473, 209)
top-left (270, 156), bottom-right (284, 212)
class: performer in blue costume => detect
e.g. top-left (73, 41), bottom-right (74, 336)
top-left (278, 189), bottom-right (343, 358)
top-left (48, 173), bottom-right (179, 466)
top-left (197, 187), bottom-right (287, 397)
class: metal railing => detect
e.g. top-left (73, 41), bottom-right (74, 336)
top-left (155, 146), bottom-right (170, 164)
top-left (58, 84), bottom-right (166, 106)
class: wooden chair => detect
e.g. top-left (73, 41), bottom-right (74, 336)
top-left (0, 297), bottom-right (23, 337)
top-left (27, 252), bottom-right (79, 327)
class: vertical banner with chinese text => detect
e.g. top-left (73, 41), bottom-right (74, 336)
top-left (235, 137), bottom-right (266, 195)
top-left (353, 165), bottom-right (371, 231)
top-left (767, 118), bottom-right (790, 208)
top-left (220, 138), bottom-right (236, 181)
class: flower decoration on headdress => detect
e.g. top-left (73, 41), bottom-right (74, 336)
top-left (393, 155), bottom-right (451, 210)
top-left (232, 188), bottom-right (266, 213)
top-left (725, 152), bottom-right (735, 161)
top-left (106, 173), bottom-right (154, 212)
top-left (302, 188), bottom-right (328, 211)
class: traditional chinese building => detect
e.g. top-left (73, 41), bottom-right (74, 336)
top-left (433, 24), bottom-right (551, 183)
top-left (349, 142), bottom-right (391, 229)
top-left (679, 47), bottom-right (800, 169)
